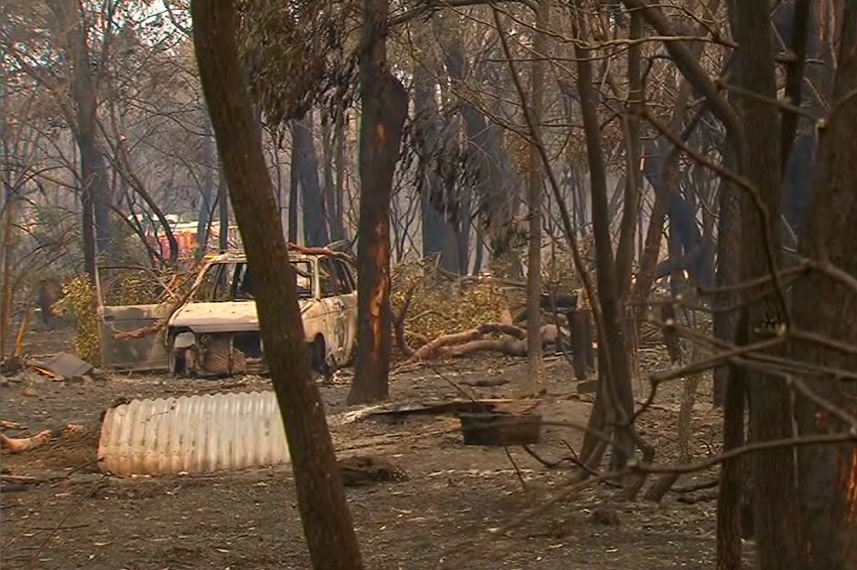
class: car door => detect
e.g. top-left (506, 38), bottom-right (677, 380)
top-left (316, 258), bottom-right (344, 362)
top-left (317, 257), bottom-right (358, 365)
top-left (331, 259), bottom-right (358, 364)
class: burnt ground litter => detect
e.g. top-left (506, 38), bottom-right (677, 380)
top-left (1, 326), bottom-right (747, 570)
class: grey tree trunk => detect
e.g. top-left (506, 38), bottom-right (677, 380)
top-left (48, 0), bottom-right (113, 276)
top-left (292, 113), bottom-right (330, 247)
top-left (412, 64), bottom-right (459, 273)
top-left (524, 1), bottom-right (548, 394)
top-left (572, 9), bottom-right (636, 471)
top-left (218, 172), bottom-right (229, 251)
top-left (196, 120), bottom-right (217, 253)
top-left (334, 109), bottom-right (348, 239)
top-left (439, 30), bottom-right (519, 277)
top-left (321, 116), bottom-right (346, 241)
top-left (288, 131), bottom-right (300, 244)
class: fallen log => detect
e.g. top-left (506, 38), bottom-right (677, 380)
top-left (0, 424), bottom-right (85, 454)
top-left (406, 323), bottom-right (565, 362)
top-left (392, 279), bottom-right (568, 363)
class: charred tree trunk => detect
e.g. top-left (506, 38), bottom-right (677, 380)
top-left (322, 115), bottom-right (346, 241)
top-left (573, 10), bottom-right (636, 471)
top-left (293, 113), bottom-right (330, 247)
top-left (524, 1), bottom-right (548, 395)
top-left (412, 64), bottom-right (459, 273)
top-left (48, 0), bottom-right (113, 277)
top-left (567, 307), bottom-right (594, 380)
top-left (218, 172), bottom-right (229, 250)
top-left (333, 109), bottom-right (347, 239)
top-left (288, 133), bottom-right (300, 244)
top-left (197, 119), bottom-right (217, 255)
top-left (792, 4), bottom-right (857, 566)
top-left (347, 0), bottom-right (408, 405)
top-left (712, 158), bottom-right (740, 407)
top-left (190, 3), bottom-right (363, 569)
top-left (716, 321), bottom-right (747, 570)
top-left (710, 0), bottom-right (742, 410)
top-left (616, 9), bottom-right (642, 300)
top-left (730, 1), bottom-right (802, 567)
top-left (438, 28), bottom-right (519, 278)
top-left (714, 13), bottom-right (748, 568)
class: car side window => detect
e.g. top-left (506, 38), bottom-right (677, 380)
top-left (333, 260), bottom-right (354, 294)
top-left (210, 263), bottom-right (236, 302)
top-left (318, 258), bottom-right (340, 298)
top-left (291, 261), bottom-right (314, 299)
top-left (232, 264), bottom-right (254, 300)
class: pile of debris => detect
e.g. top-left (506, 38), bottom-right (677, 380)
top-left (391, 263), bottom-right (584, 363)
top-left (0, 351), bottom-right (100, 389)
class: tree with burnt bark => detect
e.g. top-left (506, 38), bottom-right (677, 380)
top-left (792, 1), bottom-right (857, 564)
top-left (190, 2), bottom-right (363, 569)
top-left (728, 1), bottom-right (802, 566)
top-left (523, 1), bottom-right (548, 396)
top-left (571, 5), bottom-right (636, 472)
top-left (346, 0), bottom-right (408, 405)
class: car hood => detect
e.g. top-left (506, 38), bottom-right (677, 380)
top-left (168, 300), bottom-right (312, 334)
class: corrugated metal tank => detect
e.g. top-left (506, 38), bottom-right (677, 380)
top-left (98, 391), bottom-right (291, 476)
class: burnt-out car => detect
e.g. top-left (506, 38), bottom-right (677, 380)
top-left (165, 251), bottom-right (357, 377)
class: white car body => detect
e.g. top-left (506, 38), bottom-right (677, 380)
top-left (166, 251), bottom-right (357, 377)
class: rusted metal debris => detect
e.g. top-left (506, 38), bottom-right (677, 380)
top-left (98, 304), bottom-right (171, 371)
top-left (29, 352), bottom-right (93, 380)
top-left (459, 412), bottom-right (543, 446)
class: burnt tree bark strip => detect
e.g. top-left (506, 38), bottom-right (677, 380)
top-left (218, 172), bottom-right (229, 251)
top-left (567, 307), bottom-right (593, 381)
top-left (730, 0), bottom-right (802, 567)
top-left (190, 3), bottom-right (364, 569)
top-left (793, 2), bottom-right (857, 565)
top-left (347, 0), bottom-right (408, 405)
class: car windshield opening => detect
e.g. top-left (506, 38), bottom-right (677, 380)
top-left (192, 259), bottom-right (315, 302)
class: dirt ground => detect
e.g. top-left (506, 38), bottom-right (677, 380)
top-left (1, 325), bottom-right (746, 570)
